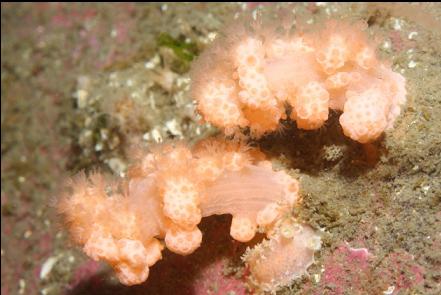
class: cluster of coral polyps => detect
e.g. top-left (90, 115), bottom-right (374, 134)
top-left (190, 19), bottom-right (407, 143)
top-left (58, 138), bottom-right (321, 290)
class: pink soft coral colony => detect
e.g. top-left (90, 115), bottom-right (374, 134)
top-left (59, 139), bottom-right (320, 292)
top-left (191, 18), bottom-right (406, 143)
top-left (59, 15), bottom-right (407, 294)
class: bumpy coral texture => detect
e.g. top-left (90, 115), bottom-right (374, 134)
top-left (190, 19), bottom-right (406, 143)
top-left (58, 138), bottom-right (320, 291)
top-left (244, 220), bottom-right (321, 292)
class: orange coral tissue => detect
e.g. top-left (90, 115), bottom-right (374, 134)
top-left (58, 138), bottom-right (320, 291)
top-left (190, 17), bottom-right (406, 143)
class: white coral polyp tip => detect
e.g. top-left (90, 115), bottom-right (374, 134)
top-left (83, 230), bottom-right (119, 262)
top-left (339, 87), bottom-right (389, 143)
top-left (230, 216), bottom-right (257, 242)
top-left (165, 227), bottom-right (202, 255)
top-left (293, 81), bottom-right (330, 130)
top-left (162, 178), bottom-right (202, 228)
top-left (112, 239), bottom-right (151, 286)
top-left (115, 262), bottom-right (150, 286)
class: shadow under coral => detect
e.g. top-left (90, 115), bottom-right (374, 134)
top-left (66, 215), bottom-right (249, 295)
top-left (256, 111), bottom-right (385, 178)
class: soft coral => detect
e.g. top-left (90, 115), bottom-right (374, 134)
top-left (190, 17), bottom-right (406, 143)
top-left (58, 138), bottom-right (320, 289)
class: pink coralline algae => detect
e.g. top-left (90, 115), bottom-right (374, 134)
top-left (190, 17), bottom-right (407, 143)
top-left (303, 243), bottom-right (425, 295)
top-left (378, 250), bottom-right (425, 293)
top-left (320, 244), bottom-right (372, 295)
